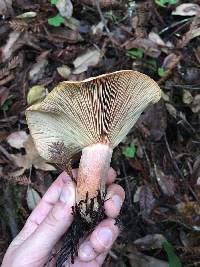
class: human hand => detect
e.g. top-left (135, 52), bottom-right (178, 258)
top-left (2, 168), bottom-right (125, 267)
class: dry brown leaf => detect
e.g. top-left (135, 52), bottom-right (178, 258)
top-left (155, 167), bottom-right (176, 196)
top-left (48, 27), bottom-right (82, 44)
top-left (29, 59), bottom-right (48, 83)
top-left (182, 89), bottom-right (193, 104)
top-left (181, 16), bottom-right (200, 47)
top-left (56, 0), bottom-right (73, 19)
top-left (0, 86), bottom-right (9, 106)
top-left (127, 250), bottom-right (168, 267)
top-left (57, 65), bottom-right (71, 79)
top-left (134, 234), bottom-right (166, 249)
top-left (73, 49), bottom-right (101, 74)
top-left (10, 136), bottom-right (55, 175)
top-left (1, 31), bottom-right (21, 62)
top-left (165, 103), bottom-right (177, 118)
top-left (172, 3), bottom-right (200, 16)
top-left (139, 185), bottom-right (155, 218)
top-left (24, 136), bottom-right (56, 171)
top-left (6, 131), bottom-right (29, 149)
top-left (26, 187), bottom-right (41, 210)
top-left (148, 32), bottom-right (165, 46)
top-left (191, 94), bottom-right (200, 113)
top-left (0, 0), bottom-right (13, 16)
top-left (176, 201), bottom-right (200, 228)
top-left (125, 38), bottom-right (161, 58)
top-left (64, 17), bottom-right (80, 31)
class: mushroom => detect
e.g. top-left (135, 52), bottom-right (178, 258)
top-left (26, 70), bottom-right (161, 223)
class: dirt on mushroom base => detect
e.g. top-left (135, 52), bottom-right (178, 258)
top-left (56, 190), bottom-right (106, 266)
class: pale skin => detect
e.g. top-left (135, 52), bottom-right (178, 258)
top-left (2, 168), bottom-right (125, 267)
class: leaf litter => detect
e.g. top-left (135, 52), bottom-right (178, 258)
top-left (0, 0), bottom-right (200, 266)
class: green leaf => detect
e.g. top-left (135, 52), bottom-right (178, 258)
top-left (158, 67), bottom-right (166, 77)
top-left (0, 99), bottom-right (13, 112)
top-left (127, 49), bottom-right (143, 59)
top-left (122, 143), bottom-right (136, 158)
top-left (48, 14), bottom-right (65, 27)
top-left (163, 241), bottom-right (182, 267)
top-left (155, 0), bottom-right (178, 7)
top-left (50, 0), bottom-right (58, 4)
top-left (146, 59), bottom-right (157, 71)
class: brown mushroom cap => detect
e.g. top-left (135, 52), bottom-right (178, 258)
top-left (26, 70), bottom-right (161, 164)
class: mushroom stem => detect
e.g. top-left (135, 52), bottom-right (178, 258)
top-left (76, 143), bottom-right (113, 221)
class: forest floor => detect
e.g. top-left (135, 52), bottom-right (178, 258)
top-left (0, 0), bottom-right (200, 266)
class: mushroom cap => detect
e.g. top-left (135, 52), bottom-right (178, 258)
top-left (26, 70), bottom-right (161, 164)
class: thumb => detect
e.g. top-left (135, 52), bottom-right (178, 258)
top-left (20, 181), bottom-right (75, 256)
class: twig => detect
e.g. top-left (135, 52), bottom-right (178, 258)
top-left (95, 0), bottom-right (110, 34)
top-left (159, 18), bottom-right (191, 35)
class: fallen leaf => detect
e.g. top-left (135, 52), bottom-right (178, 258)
top-left (182, 89), bottom-right (193, 104)
top-left (57, 65), bottom-right (71, 79)
top-left (176, 201), bottom-right (200, 227)
top-left (148, 32), bottom-right (165, 46)
top-left (0, 86), bottom-right (9, 106)
top-left (181, 16), bottom-right (200, 47)
top-left (16, 11), bottom-right (37, 18)
top-left (1, 31), bottom-right (21, 62)
top-left (155, 167), bottom-right (176, 196)
top-left (133, 186), bottom-right (142, 203)
top-left (48, 14), bottom-right (65, 27)
top-left (7, 131), bottom-right (29, 149)
top-left (122, 143), bottom-right (136, 158)
top-left (191, 94), bottom-right (200, 113)
top-left (64, 17), bottom-right (80, 31)
top-left (138, 101), bottom-right (167, 141)
top-left (91, 21), bottom-right (104, 35)
top-left (48, 27), bottom-right (82, 43)
top-left (163, 241), bottom-right (182, 267)
top-left (125, 38), bottom-right (161, 58)
top-left (29, 59), bottom-right (48, 83)
top-left (10, 136), bottom-right (56, 175)
top-left (26, 187), bottom-right (41, 210)
top-left (27, 85), bottom-right (46, 105)
top-left (56, 0), bottom-right (73, 19)
top-left (134, 234), bottom-right (166, 249)
top-left (24, 137), bottom-right (56, 171)
top-left (127, 250), bottom-right (168, 267)
top-left (165, 103), bottom-right (177, 118)
top-left (139, 185), bottom-right (155, 218)
top-left (172, 3), bottom-right (200, 16)
top-left (162, 53), bottom-right (180, 70)
top-left (73, 49), bottom-right (101, 74)
top-left (0, 0), bottom-right (13, 16)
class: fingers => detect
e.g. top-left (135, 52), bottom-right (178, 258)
top-left (90, 219), bottom-right (119, 253)
top-left (78, 219), bottom-right (119, 263)
top-left (11, 172), bottom-right (71, 247)
top-left (77, 183), bottom-right (124, 263)
top-left (104, 183), bottom-right (125, 218)
top-left (106, 168), bottom-right (117, 185)
top-left (18, 181), bottom-right (76, 260)
top-left (27, 172), bottom-right (71, 228)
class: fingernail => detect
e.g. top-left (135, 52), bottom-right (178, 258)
top-left (79, 242), bottom-right (95, 260)
top-left (111, 195), bottom-right (122, 210)
top-left (59, 182), bottom-right (75, 204)
top-left (96, 227), bottom-right (113, 248)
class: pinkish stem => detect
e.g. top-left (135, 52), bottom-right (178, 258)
top-left (76, 143), bottom-right (113, 221)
